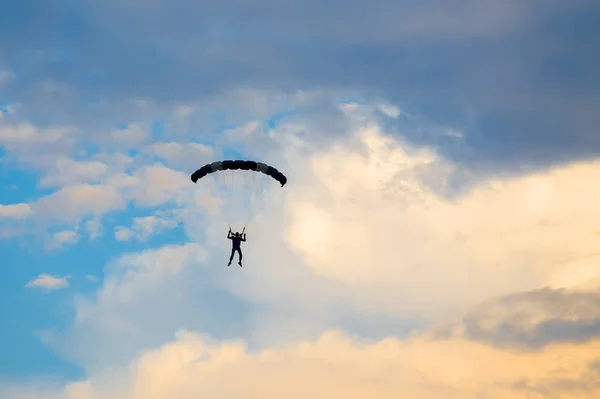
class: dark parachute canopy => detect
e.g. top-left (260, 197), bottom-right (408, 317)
top-left (191, 160), bottom-right (287, 187)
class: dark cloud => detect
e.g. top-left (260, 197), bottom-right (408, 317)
top-left (2, 0), bottom-right (600, 176)
top-left (459, 287), bottom-right (600, 350)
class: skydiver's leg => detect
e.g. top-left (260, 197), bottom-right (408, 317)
top-left (228, 248), bottom-right (235, 266)
top-left (237, 248), bottom-right (243, 266)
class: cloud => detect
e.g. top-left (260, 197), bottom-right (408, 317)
top-left (25, 274), bottom-right (70, 291)
top-left (85, 220), bottom-right (104, 239)
top-left (0, 203), bottom-right (33, 219)
top-left (25, 162), bottom-right (185, 224)
top-left (32, 183), bottom-right (126, 224)
top-left (124, 165), bottom-right (190, 208)
top-left (11, 97), bottom-right (600, 339)
top-left (228, 102), bottom-right (600, 323)
top-left (49, 100), bottom-right (600, 348)
top-left (4, 0), bottom-right (599, 174)
top-left (39, 158), bottom-right (110, 188)
top-left (7, 327), bottom-right (600, 399)
top-left (113, 226), bottom-right (135, 242)
top-left (377, 103), bottom-right (401, 118)
top-left (0, 123), bottom-right (77, 169)
top-left (458, 287), bottom-right (600, 350)
top-left (0, 102), bottom-right (20, 118)
top-left (108, 124), bottom-right (148, 148)
top-left (43, 243), bottom-right (222, 371)
top-left (143, 141), bottom-right (214, 171)
top-left (52, 230), bottom-right (80, 248)
top-left (0, 70), bottom-right (14, 86)
top-left (2, 0), bottom-right (600, 395)
top-left (114, 216), bottom-right (177, 241)
top-left (3, 88), bottom-right (600, 396)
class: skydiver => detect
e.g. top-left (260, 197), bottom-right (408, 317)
top-left (227, 227), bottom-right (246, 267)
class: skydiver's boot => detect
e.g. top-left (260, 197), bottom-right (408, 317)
top-left (238, 261), bottom-right (242, 267)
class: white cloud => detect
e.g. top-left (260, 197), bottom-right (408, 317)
top-left (142, 100), bottom-right (600, 332)
top-left (85, 220), bottom-right (104, 239)
top-left (6, 328), bottom-right (600, 399)
top-left (39, 158), bottom-right (110, 187)
top-left (110, 124), bottom-right (148, 146)
top-left (378, 103), bottom-right (401, 118)
top-left (114, 216), bottom-right (177, 241)
top-left (5, 96), bottom-right (600, 399)
top-left (114, 226), bottom-right (135, 241)
top-left (25, 274), bottom-right (70, 291)
top-left (143, 141), bottom-right (214, 171)
top-left (91, 153), bottom-right (134, 171)
top-left (86, 275), bottom-right (99, 283)
top-left (0, 203), bottom-right (33, 219)
top-left (44, 243), bottom-right (208, 370)
top-left (0, 123), bottom-right (71, 146)
top-left (33, 183), bottom-right (126, 224)
top-left (20, 160), bottom-right (188, 227)
top-left (443, 128), bottom-right (464, 138)
top-left (124, 165), bottom-right (190, 208)
top-left (245, 104), bottom-right (600, 323)
top-left (53, 230), bottom-right (80, 247)
top-left (223, 121), bottom-right (263, 142)
top-left (0, 123), bottom-right (77, 168)
top-left (173, 104), bottom-right (194, 119)
top-left (14, 98), bottom-right (600, 331)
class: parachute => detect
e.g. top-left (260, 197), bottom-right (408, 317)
top-left (190, 160), bottom-right (287, 232)
top-left (191, 160), bottom-right (287, 187)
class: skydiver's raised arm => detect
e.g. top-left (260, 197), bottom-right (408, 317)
top-left (241, 233), bottom-right (246, 242)
top-left (227, 230), bottom-right (233, 239)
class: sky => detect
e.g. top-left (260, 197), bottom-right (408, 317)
top-left (1, 1), bottom-right (600, 398)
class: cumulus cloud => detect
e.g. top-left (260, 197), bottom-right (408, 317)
top-left (12, 97), bottom-right (600, 338)
top-left (240, 102), bottom-right (600, 323)
top-left (0, 203), bottom-right (33, 219)
top-left (39, 158), bottom-right (110, 187)
top-left (7, 328), bottom-right (600, 399)
top-left (113, 226), bottom-right (135, 241)
top-left (32, 184), bottom-right (126, 224)
top-left (58, 100), bottom-right (600, 346)
top-left (25, 274), bottom-right (70, 291)
top-left (0, 123), bottom-right (77, 168)
top-left (143, 141), bottom-right (214, 171)
top-left (114, 216), bottom-right (177, 241)
top-left (44, 243), bottom-right (212, 371)
top-left (85, 220), bottom-right (104, 239)
top-left (108, 124), bottom-right (148, 148)
top-left (52, 230), bottom-right (80, 248)
top-left (124, 165), bottom-right (190, 208)
top-left (2, 0), bottom-right (600, 396)
top-left (4, 90), bottom-right (600, 397)
top-left (27, 162), bottom-right (188, 225)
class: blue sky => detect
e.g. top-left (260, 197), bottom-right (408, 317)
top-left (2, 1), bottom-right (600, 398)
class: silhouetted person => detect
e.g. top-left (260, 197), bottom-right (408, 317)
top-left (227, 228), bottom-right (246, 266)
